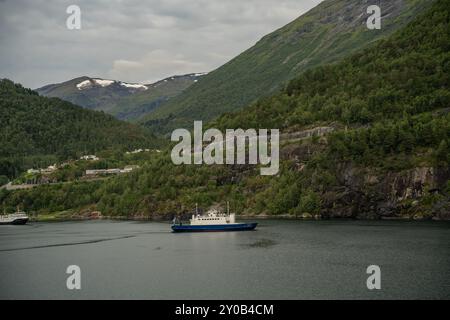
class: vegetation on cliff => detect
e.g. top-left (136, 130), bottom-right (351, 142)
top-left (140, 0), bottom-right (435, 133)
top-left (1, 0), bottom-right (449, 219)
top-left (0, 79), bottom-right (161, 179)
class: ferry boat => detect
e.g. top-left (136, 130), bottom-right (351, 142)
top-left (0, 210), bottom-right (29, 225)
top-left (171, 204), bottom-right (257, 233)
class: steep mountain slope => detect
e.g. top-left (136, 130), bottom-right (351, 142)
top-left (0, 79), bottom-right (158, 178)
top-left (2, 0), bottom-right (449, 220)
top-left (212, 0), bottom-right (449, 131)
top-left (107, 74), bottom-right (206, 122)
top-left (36, 73), bottom-right (205, 121)
top-left (36, 76), bottom-right (147, 111)
top-left (140, 0), bottom-right (435, 133)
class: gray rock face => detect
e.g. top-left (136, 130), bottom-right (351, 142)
top-left (321, 163), bottom-right (450, 219)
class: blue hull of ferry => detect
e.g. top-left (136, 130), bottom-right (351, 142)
top-left (171, 223), bottom-right (257, 233)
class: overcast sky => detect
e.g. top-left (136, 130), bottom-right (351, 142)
top-left (0, 0), bottom-right (323, 89)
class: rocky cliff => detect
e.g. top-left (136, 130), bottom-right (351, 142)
top-left (320, 164), bottom-right (450, 220)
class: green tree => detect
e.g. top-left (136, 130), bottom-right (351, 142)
top-left (299, 190), bottom-right (321, 215)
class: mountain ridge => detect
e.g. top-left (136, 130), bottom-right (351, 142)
top-left (139, 0), bottom-right (435, 133)
top-left (36, 73), bottom-right (206, 122)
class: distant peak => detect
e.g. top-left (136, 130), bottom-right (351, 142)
top-left (192, 72), bottom-right (208, 77)
top-left (119, 82), bottom-right (148, 90)
top-left (75, 78), bottom-right (148, 91)
top-left (148, 72), bottom-right (208, 87)
top-left (76, 78), bottom-right (115, 90)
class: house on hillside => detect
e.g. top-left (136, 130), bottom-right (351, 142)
top-left (80, 155), bottom-right (99, 161)
top-left (85, 165), bottom-right (140, 176)
top-left (120, 165), bottom-right (140, 173)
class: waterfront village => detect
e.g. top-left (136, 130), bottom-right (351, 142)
top-left (1, 148), bottom-right (161, 191)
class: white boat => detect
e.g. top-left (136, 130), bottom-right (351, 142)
top-left (0, 211), bottom-right (29, 225)
top-left (171, 204), bottom-right (257, 232)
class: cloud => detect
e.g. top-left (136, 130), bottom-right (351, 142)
top-left (0, 0), bottom-right (323, 88)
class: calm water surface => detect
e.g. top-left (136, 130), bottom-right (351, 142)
top-left (0, 220), bottom-right (449, 299)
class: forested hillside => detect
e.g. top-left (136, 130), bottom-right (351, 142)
top-left (1, 0), bottom-right (449, 220)
top-left (212, 0), bottom-right (449, 131)
top-left (140, 0), bottom-right (435, 133)
top-left (0, 79), bottom-right (158, 178)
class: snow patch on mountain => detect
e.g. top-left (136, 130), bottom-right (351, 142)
top-left (192, 72), bottom-right (208, 77)
top-left (77, 78), bottom-right (115, 90)
top-left (93, 79), bottom-right (115, 87)
top-left (120, 82), bottom-right (148, 90)
top-left (75, 73), bottom-right (203, 92)
top-left (76, 78), bottom-right (148, 91)
top-left (76, 80), bottom-right (92, 90)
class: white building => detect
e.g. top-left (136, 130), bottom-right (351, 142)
top-left (80, 155), bottom-right (99, 161)
top-left (85, 166), bottom-right (139, 176)
top-left (120, 165), bottom-right (140, 173)
top-left (85, 169), bottom-right (120, 176)
top-left (41, 165), bottom-right (57, 174)
top-left (125, 149), bottom-right (155, 155)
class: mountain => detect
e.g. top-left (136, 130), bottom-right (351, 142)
top-left (36, 76), bottom-right (148, 111)
top-left (0, 79), bottom-right (159, 178)
top-left (36, 73), bottom-right (206, 122)
top-left (3, 0), bottom-right (448, 220)
top-left (208, 0), bottom-right (450, 217)
top-left (140, 0), bottom-right (435, 133)
top-left (105, 74), bottom-right (207, 122)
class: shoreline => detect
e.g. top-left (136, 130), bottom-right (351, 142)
top-left (29, 214), bottom-right (450, 223)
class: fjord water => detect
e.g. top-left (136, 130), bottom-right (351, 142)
top-left (0, 220), bottom-right (449, 299)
